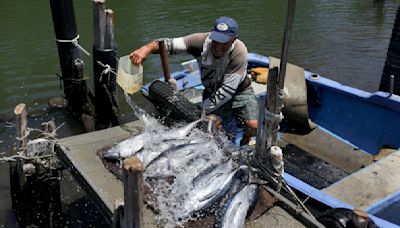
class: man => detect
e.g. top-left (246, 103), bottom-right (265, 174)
top-left (130, 16), bottom-right (258, 144)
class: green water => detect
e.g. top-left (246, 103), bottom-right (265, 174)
top-left (0, 0), bottom-right (398, 226)
top-left (0, 0), bottom-right (397, 120)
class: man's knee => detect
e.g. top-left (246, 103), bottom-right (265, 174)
top-left (244, 120), bottom-right (258, 136)
top-left (245, 120), bottom-right (258, 129)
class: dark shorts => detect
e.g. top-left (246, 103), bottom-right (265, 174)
top-left (212, 87), bottom-right (259, 128)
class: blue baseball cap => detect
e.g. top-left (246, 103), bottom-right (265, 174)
top-left (210, 16), bottom-right (238, 43)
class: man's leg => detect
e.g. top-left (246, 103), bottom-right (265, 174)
top-left (235, 89), bottom-right (259, 145)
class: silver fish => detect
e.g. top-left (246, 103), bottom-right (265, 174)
top-left (220, 184), bottom-right (258, 228)
top-left (103, 132), bottom-right (148, 160)
top-left (180, 164), bottom-right (248, 218)
top-left (144, 142), bottom-right (200, 168)
top-left (167, 118), bottom-right (205, 138)
top-left (103, 118), bottom-right (204, 160)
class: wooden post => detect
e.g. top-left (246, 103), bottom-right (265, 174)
top-left (122, 157), bottom-right (144, 228)
top-left (255, 67), bottom-right (278, 160)
top-left (112, 199), bottom-right (124, 228)
top-left (14, 103), bottom-right (28, 151)
top-left (266, 67), bottom-right (280, 148)
top-left (13, 103), bottom-right (28, 188)
top-left (10, 103), bottom-right (28, 226)
top-left (105, 9), bottom-right (116, 49)
top-left (49, 0), bottom-right (95, 131)
top-left (93, 0), bottom-right (119, 129)
top-left (93, 0), bottom-right (106, 49)
top-left (159, 40), bottom-right (172, 82)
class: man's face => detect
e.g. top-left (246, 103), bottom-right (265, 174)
top-left (211, 38), bottom-right (235, 58)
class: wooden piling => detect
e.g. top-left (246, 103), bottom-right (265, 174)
top-left (93, 0), bottom-right (119, 130)
top-left (10, 104), bottom-right (63, 227)
top-left (93, 0), bottom-right (107, 49)
top-left (49, 0), bottom-right (95, 131)
top-left (14, 103), bottom-right (28, 150)
top-left (10, 104), bottom-right (28, 226)
top-left (112, 199), bottom-right (124, 228)
top-left (122, 157), bottom-right (144, 228)
top-left (105, 9), bottom-right (116, 49)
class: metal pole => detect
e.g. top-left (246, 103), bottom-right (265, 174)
top-left (256, 0), bottom-right (297, 158)
top-left (278, 0), bottom-right (297, 89)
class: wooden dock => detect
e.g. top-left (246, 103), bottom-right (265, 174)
top-left (55, 120), bottom-right (157, 226)
top-left (55, 119), bottom-right (316, 227)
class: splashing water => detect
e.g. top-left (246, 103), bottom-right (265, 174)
top-left (124, 91), bottom-right (161, 130)
top-left (118, 92), bottom-right (240, 227)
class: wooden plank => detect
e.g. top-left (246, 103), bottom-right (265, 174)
top-left (323, 150), bottom-right (400, 209)
top-left (280, 128), bottom-right (371, 173)
top-left (55, 121), bottom-right (157, 226)
top-left (247, 206), bottom-right (306, 228)
top-left (282, 144), bottom-right (349, 189)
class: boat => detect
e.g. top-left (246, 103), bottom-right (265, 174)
top-left (141, 53), bottom-right (400, 227)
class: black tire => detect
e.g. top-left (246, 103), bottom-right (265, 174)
top-left (317, 208), bottom-right (378, 228)
top-left (148, 80), bottom-right (201, 122)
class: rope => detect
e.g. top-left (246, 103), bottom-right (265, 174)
top-left (56, 35), bottom-right (118, 85)
top-left (97, 60), bottom-right (117, 83)
top-left (252, 162), bottom-right (316, 220)
top-left (276, 86), bottom-right (287, 99)
top-left (56, 35), bottom-right (91, 57)
top-left (265, 110), bottom-right (284, 123)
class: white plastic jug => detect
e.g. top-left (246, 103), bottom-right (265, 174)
top-left (117, 55), bottom-right (143, 94)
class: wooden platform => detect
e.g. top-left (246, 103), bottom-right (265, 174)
top-left (55, 120), bottom-right (158, 226)
top-left (55, 120), bottom-right (314, 227)
top-left (323, 150), bottom-right (400, 210)
top-left (280, 128), bottom-right (371, 173)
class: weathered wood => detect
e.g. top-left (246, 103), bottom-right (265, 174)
top-left (105, 9), bottom-right (115, 49)
top-left (93, 1), bottom-right (119, 130)
top-left (93, 0), bottom-right (106, 49)
top-left (159, 40), bottom-right (172, 82)
top-left (50, 0), bottom-right (95, 128)
top-left (13, 103), bottom-right (28, 187)
top-left (255, 67), bottom-right (278, 161)
top-left (123, 157), bottom-right (144, 228)
top-left (41, 120), bottom-right (56, 136)
top-left (10, 103), bottom-right (28, 226)
top-left (112, 199), bottom-right (124, 228)
top-left (14, 103), bottom-right (28, 151)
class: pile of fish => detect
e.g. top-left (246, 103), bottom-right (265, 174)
top-left (104, 94), bottom-right (259, 227)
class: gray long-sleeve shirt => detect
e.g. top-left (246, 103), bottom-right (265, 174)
top-left (165, 32), bottom-right (249, 113)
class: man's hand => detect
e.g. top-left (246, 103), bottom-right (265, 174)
top-left (129, 46), bottom-right (151, 65)
top-left (207, 114), bottom-right (222, 129)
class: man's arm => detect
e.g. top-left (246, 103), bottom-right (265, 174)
top-left (129, 33), bottom-right (208, 65)
top-left (129, 40), bottom-right (159, 65)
